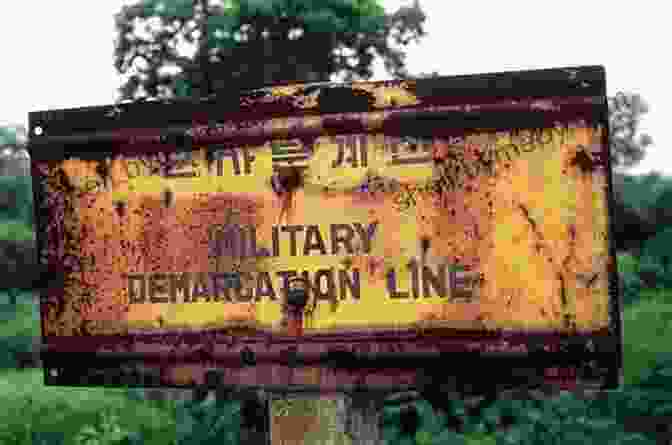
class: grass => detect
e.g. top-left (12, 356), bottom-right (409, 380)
top-left (0, 300), bottom-right (179, 444)
top-left (621, 287), bottom-right (672, 385)
top-left (0, 296), bottom-right (39, 336)
top-left (0, 219), bottom-right (34, 242)
top-left (0, 369), bottom-right (178, 445)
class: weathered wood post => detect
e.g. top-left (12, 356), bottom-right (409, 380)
top-left (342, 391), bottom-right (388, 445)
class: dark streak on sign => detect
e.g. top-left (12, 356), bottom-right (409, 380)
top-left (518, 204), bottom-right (537, 233)
top-left (558, 272), bottom-right (568, 308)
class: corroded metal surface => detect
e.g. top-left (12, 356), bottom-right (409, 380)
top-left (29, 66), bottom-right (621, 391)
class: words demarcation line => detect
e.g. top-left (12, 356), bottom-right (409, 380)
top-left (126, 221), bottom-right (483, 305)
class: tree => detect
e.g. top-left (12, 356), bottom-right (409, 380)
top-left (114, 0), bottom-right (427, 100)
top-left (651, 187), bottom-right (672, 228)
top-left (0, 125), bottom-right (29, 177)
top-left (611, 184), bottom-right (659, 254)
top-left (608, 92), bottom-right (653, 171)
top-left (611, 171), bottom-right (671, 223)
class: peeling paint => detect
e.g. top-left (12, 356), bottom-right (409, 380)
top-left (32, 66), bottom-right (620, 391)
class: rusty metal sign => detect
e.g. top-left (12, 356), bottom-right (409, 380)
top-left (29, 66), bottom-right (622, 393)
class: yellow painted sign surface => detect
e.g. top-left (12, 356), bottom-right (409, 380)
top-left (39, 124), bottom-right (613, 336)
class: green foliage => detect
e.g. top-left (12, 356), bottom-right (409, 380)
top-left (0, 220), bottom-right (34, 242)
top-left (610, 171), bottom-right (672, 254)
top-left (0, 126), bottom-right (25, 147)
top-left (618, 253), bottom-right (645, 305)
top-left (641, 226), bottom-right (672, 270)
top-left (608, 93), bottom-right (654, 171)
top-left (612, 172), bottom-right (672, 220)
top-left (0, 370), bottom-right (180, 445)
top-left (0, 175), bottom-right (34, 227)
top-left (621, 288), bottom-right (672, 385)
top-left (617, 252), bottom-right (672, 304)
top-left (0, 297), bottom-right (40, 369)
top-left (388, 389), bottom-right (663, 445)
top-left (114, 0), bottom-right (426, 99)
top-left (636, 254), bottom-right (672, 290)
top-left (651, 188), bottom-right (672, 226)
top-left (173, 395), bottom-right (242, 445)
top-left (380, 354), bottom-right (672, 445)
top-left (72, 409), bottom-right (129, 445)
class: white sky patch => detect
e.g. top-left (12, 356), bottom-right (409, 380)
top-left (0, 0), bottom-right (667, 175)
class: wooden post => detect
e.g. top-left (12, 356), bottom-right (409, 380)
top-left (270, 392), bottom-right (360, 445)
top-left (267, 391), bottom-right (393, 445)
top-left (343, 392), bottom-right (387, 445)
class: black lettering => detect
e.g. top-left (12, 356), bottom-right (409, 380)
top-left (346, 135), bottom-right (358, 167)
top-left (394, 185), bottom-right (416, 212)
top-left (496, 144), bottom-right (519, 163)
top-left (249, 226), bottom-right (257, 257)
top-left (513, 130), bottom-right (534, 152)
top-left (256, 272), bottom-right (277, 301)
top-left (339, 269), bottom-right (360, 300)
top-left (211, 273), bottom-right (234, 302)
top-left (445, 156), bottom-right (463, 178)
top-left (359, 135), bottom-right (368, 167)
top-left (386, 135), bottom-right (400, 156)
top-left (208, 226), bottom-right (221, 258)
top-left (191, 272), bottom-right (212, 302)
top-left (509, 128), bottom-right (520, 144)
top-left (215, 224), bottom-right (242, 258)
top-left (332, 137), bottom-right (346, 168)
top-left (170, 272), bottom-right (191, 303)
top-left (303, 225), bottom-right (327, 256)
top-left (82, 177), bottom-right (103, 194)
top-left (353, 222), bottom-right (378, 254)
top-left (300, 270), bottom-right (311, 292)
top-left (331, 224), bottom-right (355, 255)
top-left (386, 268), bottom-right (409, 299)
top-left (474, 149), bottom-right (496, 177)
top-left (422, 265), bottom-right (446, 298)
top-left (533, 128), bottom-right (551, 146)
top-left (272, 226), bottom-right (280, 257)
top-left (126, 160), bottom-right (143, 179)
top-left (226, 149), bottom-right (241, 175)
top-left (450, 269), bottom-right (477, 301)
top-left (282, 225), bottom-right (304, 256)
top-left (520, 141), bottom-right (536, 153)
top-left (515, 130), bottom-right (534, 148)
top-left (314, 269), bottom-right (336, 302)
top-left (128, 274), bottom-right (146, 304)
top-left (549, 126), bottom-right (566, 146)
top-left (239, 227), bottom-right (248, 258)
top-left (242, 148), bottom-right (255, 175)
top-left (463, 157), bottom-right (478, 179)
top-left (276, 270), bottom-right (297, 296)
top-left (235, 272), bottom-right (254, 302)
top-left (164, 151), bottom-right (196, 178)
top-left (149, 273), bottom-right (169, 303)
top-left (437, 166), bottom-right (458, 192)
top-left (409, 259), bottom-right (420, 299)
